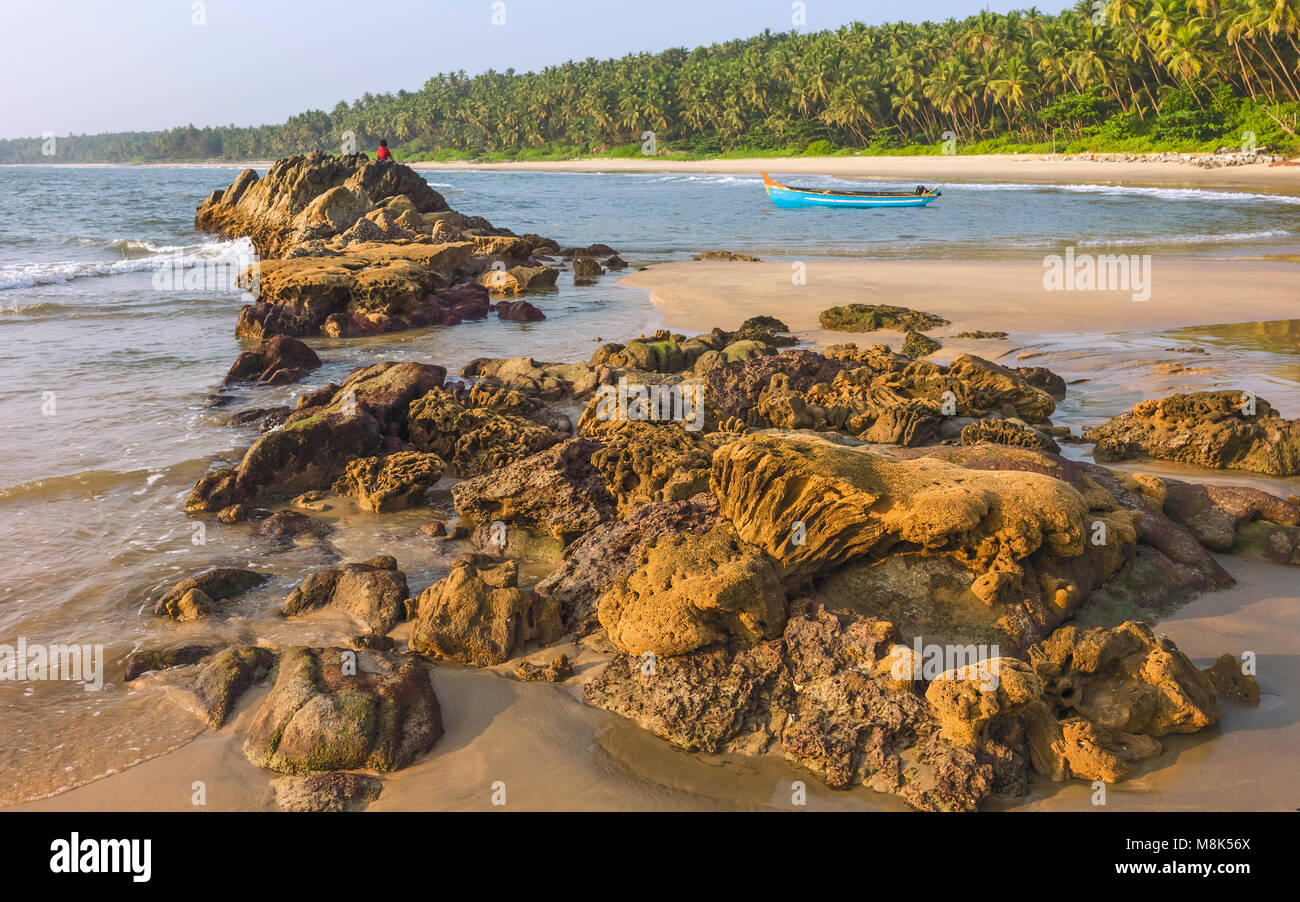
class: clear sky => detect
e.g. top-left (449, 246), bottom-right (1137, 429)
top-left (0, 0), bottom-right (1073, 139)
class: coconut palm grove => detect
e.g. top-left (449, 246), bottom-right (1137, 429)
top-left (3, 0), bottom-right (1298, 162)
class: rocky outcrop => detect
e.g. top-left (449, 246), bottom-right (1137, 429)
top-left (961, 417), bottom-right (1060, 454)
top-left (153, 569), bottom-right (268, 620)
top-left (195, 152), bottom-right (449, 258)
top-left (282, 556), bottom-right (410, 636)
top-left (244, 646), bottom-right (441, 773)
top-left (1088, 391), bottom-right (1300, 476)
top-left (451, 438), bottom-right (616, 543)
top-left (711, 433), bottom-right (1227, 649)
top-left (1022, 621), bottom-right (1228, 782)
top-left (582, 420), bottom-right (715, 515)
top-left (333, 451), bottom-right (446, 512)
top-left (407, 385), bottom-right (564, 478)
top-left (187, 362), bottom-right (444, 511)
top-left (408, 560), bottom-right (562, 665)
top-left (586, 603), bottom-right (998, 811)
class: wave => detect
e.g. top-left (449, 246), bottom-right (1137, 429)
top-left (947, 180), bottom-right (1300, 205)
top-left (0, 467), bottom-right (163, 504)
top-left (0, 237), bottom-right (256, 292)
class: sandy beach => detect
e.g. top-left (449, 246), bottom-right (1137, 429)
top-left (621, 258), bottom-right (1300, 338)
top-left (413, 153), bottom-right (1300, 195)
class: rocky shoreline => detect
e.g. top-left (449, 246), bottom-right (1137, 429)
top-left (119, 154), bottom-right (1297, 812)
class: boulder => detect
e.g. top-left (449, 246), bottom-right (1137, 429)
top-left (223, 335), bottom-right (322, 385)
top-left (153, 569), bottom-right (268, 620)
top-left (124, 643), bottom-right (214, 681)
top-left (409, 560), bottom-right (562, 665)
top-left (244, 646), bottom-right (442, 773)
top-left (282, 555), bottom-right (410, 636)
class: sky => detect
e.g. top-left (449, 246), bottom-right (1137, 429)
top-left (0, 0), bottom-right (1074, 140)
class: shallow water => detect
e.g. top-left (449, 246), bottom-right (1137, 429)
top-left (1, 164), bottom-right (1298, 806)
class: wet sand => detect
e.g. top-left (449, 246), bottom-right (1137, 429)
top-left (620, 258), bottom-right (1300, 340)
top-left (414, 154), bottom-right (1300, 195)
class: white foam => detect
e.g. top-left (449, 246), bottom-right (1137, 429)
top-left (0, 237), bottom-right (255, 292)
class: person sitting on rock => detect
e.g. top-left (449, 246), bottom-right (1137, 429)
top-left (376, 140), bottom-right (392, 162)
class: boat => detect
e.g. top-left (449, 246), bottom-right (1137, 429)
top-left (761, 172), bottom-right (941, 208)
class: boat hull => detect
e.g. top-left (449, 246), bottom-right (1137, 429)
top-left (765, 185), bottom-right (938, 208)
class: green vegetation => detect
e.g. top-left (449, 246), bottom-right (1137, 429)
top-left (3, 0), bottom-right (1297, 164)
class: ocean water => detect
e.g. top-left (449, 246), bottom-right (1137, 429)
top-left (1, 163), bottom-right (1298, 806)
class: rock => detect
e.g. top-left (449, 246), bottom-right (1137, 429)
top-left (333, 451), bottom-right (446, 512)
top-left (419, 519), bottom-right (448, 537)
top-left (234, 241), bottom-right (475, 340)
top-left (1234, 519), bottom-right (1300, 565)
top-left (269, 772), bottom-right (384, 812)
top-left (253, 509), bottom-right (333, 543)
top-left (1201, 653), bottom-right (1261, 705)
top-left (153, 569), bottom-right (268, 620)
top-left (409, 560), bottom-right (562, 665)
top-left (961, 418), bottom-right (1060, 454)
top-left (515, 654), bottom-right (573, 682)
top-left (282, 556), bottom-right (410, 636)
top-left (193, 646), bottom-right (276, 727)
top-left (217, 504), bottom-right (247, 524)
top-left (901, 329), bottom-right (941, 359)
top-left (1160, 479), bottom-right (1300, 551)
top-left (818, 304), bottom-right (949, 333)
top-left (1028, 621), bottom-right (1221, 737)
top-left (478, 265), bottom-right (558, 295)
top-left (460, 357), bottom-right (598, 400)
top-left (953, 330), bottom-right (1009, 340)
top-left (1014, 366), bottom-right (1068, 400)
top-left (560, 243), bottom-right (618, 257)
top-left (1088, 391), bottom-right (1300, 476)
top-left (603, 254), bottom-right (628, 270)
top-left (585, 603), bottom-right (997, 811)
top-left (571, 256), bottom-right (604, 278)
top-left (495, 299), bottom-right (545, 321)
top-left (924, 657), bottom-right (1041, 747)
top-left (1023, 703), bottom-right (1163, 782)
top-left (124, 644), bottom-right (214, 681)
top-left (224, 335), bottom-right (322, 385)
top-left (451, 438), bottom-right (616, 543)
top-left (597, 521), bottom-right (786, 657)
top-left (244, 646), bottom-right (442, 773)
top-left (581, 420), bottom-right (714, 515)
top-left (408, 385), bottom-right (563, 478)
top-left (692, 250), bottom-right (760, 262)
top-left (187, 362), bottom-right (444, 511)
top-left (196, 152), bottom-right (449, 258)
top-left (536, 492), bottom-right (722, 634)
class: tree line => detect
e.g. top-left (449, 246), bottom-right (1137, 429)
top-left (3, 0), bottom-right (1297, 164)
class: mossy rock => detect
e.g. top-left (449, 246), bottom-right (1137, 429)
top-left (819, 303), bottom-right (949, 333)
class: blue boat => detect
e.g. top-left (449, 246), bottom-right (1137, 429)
top-left (762, 172), bottom-right (941, 208)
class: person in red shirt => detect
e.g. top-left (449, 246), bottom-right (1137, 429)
top-left (376, 140), bottom-right (392, 161)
